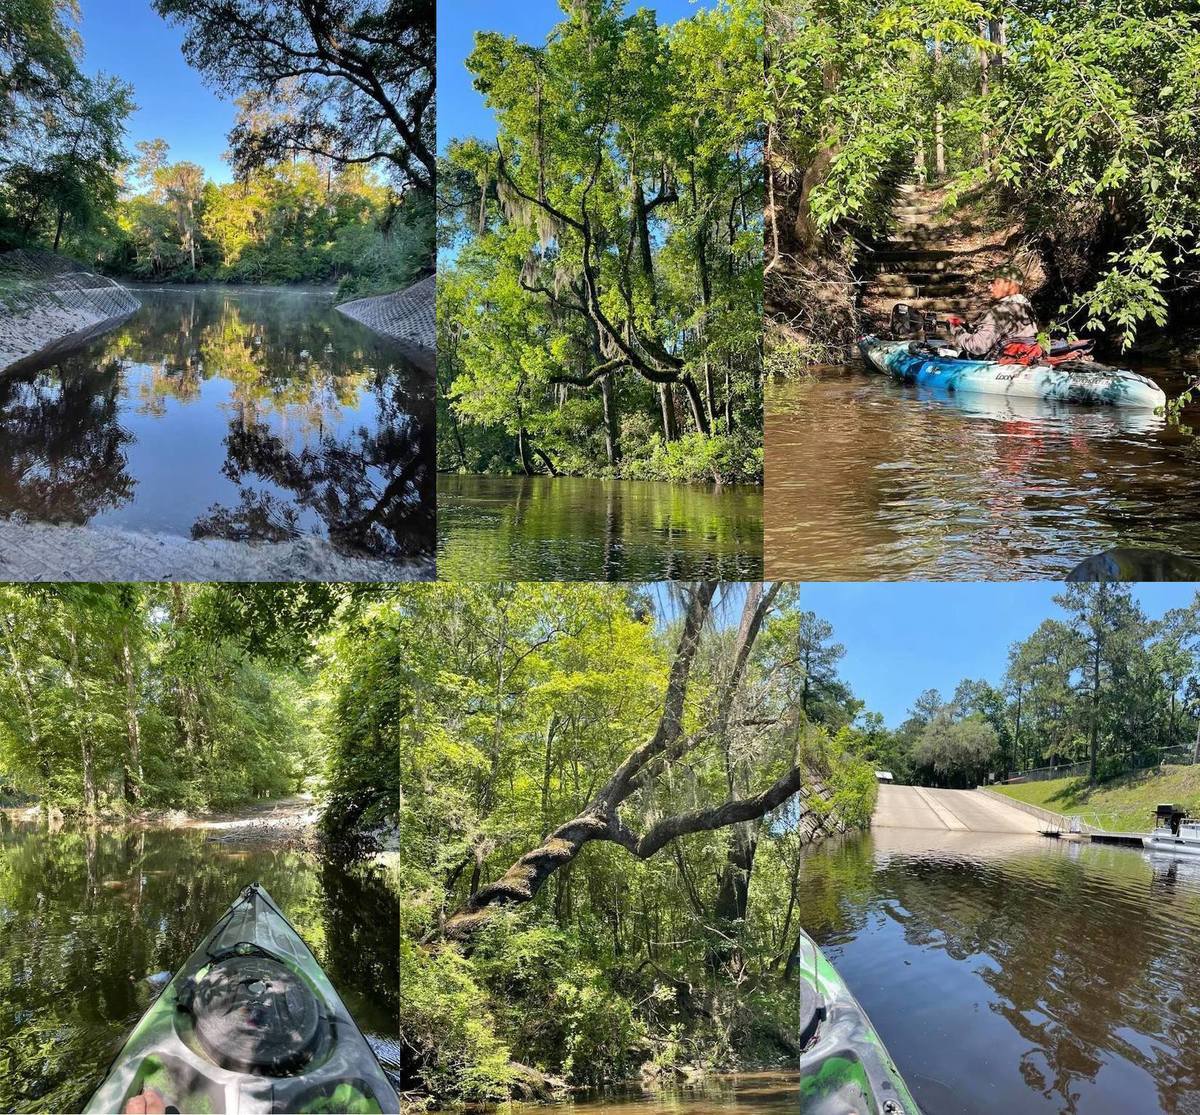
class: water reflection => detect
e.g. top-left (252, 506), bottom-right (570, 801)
top-left (765, 366), bottom-right (1200, 580)
top-left (0, 822), bottom-right (399, 1113)
top-left (0, 288), bottom-right (434, 561)
top-left (427, 1072), bottom-right (801, 1114)
top-left (437, 474), bottom-right (763, 581)
top-left (800, 831), bottom-right (1200, 1114)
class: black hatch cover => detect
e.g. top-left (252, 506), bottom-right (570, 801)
top-left (192, 955), bottom-right (322, 1075)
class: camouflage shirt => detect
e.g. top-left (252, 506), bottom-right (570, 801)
top-left (953, 294), bottom-right (1039, 358)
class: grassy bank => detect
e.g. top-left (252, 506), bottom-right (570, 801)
top-left (994, 764), bottom-right (1200, 832)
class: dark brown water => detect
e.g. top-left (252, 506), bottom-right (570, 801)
top-left (437, 474), bottom-right (763, 580)
top-left (765, 365), bottom-right (1200, 579)
top-left (0, 822), bottom-right (399, 1113)
top-left (0, 287), bottom-right (434, 562)
top-left (428, 1072), bottom-right (800, 1114)
top-left (800, 829), bottom-right (1200, 1115)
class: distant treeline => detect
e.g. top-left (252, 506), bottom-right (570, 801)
top-left (810, 585), bottom-right (1200, 790)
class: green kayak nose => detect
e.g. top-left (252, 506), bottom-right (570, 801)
top-left (799, 928), bottom-right (921, 1115)
top-left (85, 883), bottom-right (399, 1114)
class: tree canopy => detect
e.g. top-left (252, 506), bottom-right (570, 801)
top-left (153, 0), bottom-right (435, 194)
top-left (0, 583), bottom-right (400, 858)
top-left (437, 0), bottom-right (763, 484)
top-left (770, 0), bottom-right (1200, 353)
top-left (0, 1), bottom-right (432, 298)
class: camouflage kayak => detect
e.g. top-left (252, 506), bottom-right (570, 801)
top-left (800, 928), bottom-right (921, 1115)
top-left (85, 883), bottom-right (399, 1114)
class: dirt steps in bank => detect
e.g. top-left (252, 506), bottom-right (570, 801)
top-left (859, 183), bottom-right (1027, 330)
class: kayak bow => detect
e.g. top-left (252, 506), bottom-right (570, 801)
top-left (85, 883), bottom-right (399, 1115)
top-left (859, 335), bottom-right (1166, 409)
top-left (800, 928), bottom-right (921, 1115)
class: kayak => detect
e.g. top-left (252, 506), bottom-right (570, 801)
top-left (800, 928), bottom-right (921, 1115)
top-left (85, 883), bottom-right (399, 1115)
top-left (859, 336), bottom-right (1166, 409)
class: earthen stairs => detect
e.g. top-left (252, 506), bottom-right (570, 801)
top-left (860, 184), bottom-right (1017, 329)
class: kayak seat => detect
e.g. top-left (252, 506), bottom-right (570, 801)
top-left (997, 338), bottom-right (1097, 368)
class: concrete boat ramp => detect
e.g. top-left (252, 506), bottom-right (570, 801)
top-left (873, 784), bottom-right (1148, 848)
top-left (874, 784), bottom-right (1045, 834)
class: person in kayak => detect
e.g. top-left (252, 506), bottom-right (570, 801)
top-left (946, 266), bottom-right (1039, 358)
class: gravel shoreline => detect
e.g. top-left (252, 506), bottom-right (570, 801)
top-left (0, 520), bottom-right (433, 582)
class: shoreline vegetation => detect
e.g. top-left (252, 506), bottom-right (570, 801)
top-left (0, 584), bottom-right (402, 861)
top-left (1, 792), bottom-right (321, 851)
top-left (437, 0), bottom-right (763, 488)
top-left (766, 0), bottom-right (1200, 374)
top-left (0, 246), bottom-right (437, 376)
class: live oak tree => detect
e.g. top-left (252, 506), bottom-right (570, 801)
top-left (438, 0), bottom-right (763, 483)
top-left (153, 0), bottom-right (435, 194)
top-left (398, 582), bottom-right (875, 1102)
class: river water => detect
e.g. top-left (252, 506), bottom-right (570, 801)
top-left (0, 821), bottom-right (399, 1113)
top-left (800, 828), bottom-right (1200, 1115)
top-left (0, 287), bottom-right (434, 563)
top-left (765, 364), bottom-right (1200, 579)
top-left (428, 1073), bottom-right (801, 1114)
top-left (437, 474), bottom-right (763, 580)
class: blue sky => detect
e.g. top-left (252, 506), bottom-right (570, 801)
top-left (438, 0), bottom-right (713, 151)
top-left (802, 583), bottom-right (1198, 726)
top-left (78, 0), bottom-right (237, 181)
top-left (651, 583), bottom-right (1200, 728)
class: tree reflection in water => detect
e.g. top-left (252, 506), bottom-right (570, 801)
top-left (0, 358), bottom-right (135, 523)
top-left (0, 823), bottom-right (398, 1113)
top-left (0, 288), bottom-right (434, 561)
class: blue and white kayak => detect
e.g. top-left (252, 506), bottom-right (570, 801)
top-left (859, 336), bottom-right (1166, 409)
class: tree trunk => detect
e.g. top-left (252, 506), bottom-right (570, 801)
top-left (934, 37), bottom-right (946, 179)
top-left (659, 384), bottom-right (678, 441)
top-left (67, 629), bottom-right (97, 816)
top-left (601, 373), bottom-right (619, 465)
top-left (979, 20), bottom-right (991, 159)
top-left (121, 629), bottom-right (143, 804)
top-left (1089, 640), bottom-right (1101, 783)
top-left (517, 427), bottom-right (534, 475)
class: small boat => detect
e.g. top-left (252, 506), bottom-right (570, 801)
top-left (799, 927), bottom-right (921, 1114)
top-left (1142, 804), bottom-right (1200, 857)
top-left (859, 336), bottom-right (1166, 409)
top-left (85, 883), bottom-right (399, 1114)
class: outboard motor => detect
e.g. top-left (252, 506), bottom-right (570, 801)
top-left (1156, 803), bottom-right (1190, 835)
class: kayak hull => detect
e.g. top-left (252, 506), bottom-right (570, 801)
top-left (800, 928), bottom-right (921, 1115)
top-left (85, 884), bottom-right (399, 1115)
top-left (859, 336), bottom-right (1166, 409)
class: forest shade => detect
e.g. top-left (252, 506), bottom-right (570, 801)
top-left (0, 584), bottom-right (402, 857)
